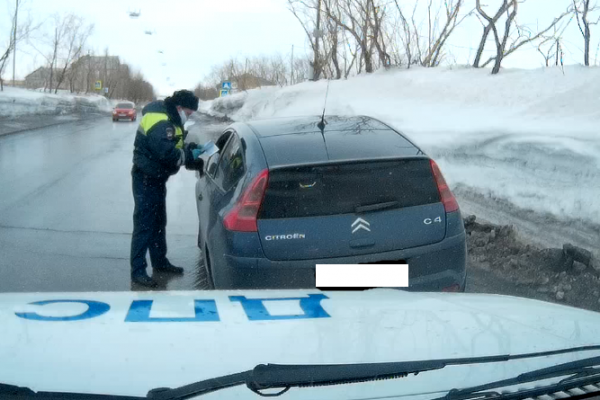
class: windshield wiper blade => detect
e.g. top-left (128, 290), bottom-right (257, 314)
top-left (432, 356), bottom-right (600, 400)
top-left (147, 345), bottom-right (600, 400)
top-left (147, 372), bottom-right (249, 399)
top-left (0, 382), bottom-right (142, 400)
top-left (4, 346), bottom-right (600, 399)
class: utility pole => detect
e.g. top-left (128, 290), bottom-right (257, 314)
top-left (290, 44), bottom-right (294, 85)
top-left (12, 0), bottom-right (19, 86)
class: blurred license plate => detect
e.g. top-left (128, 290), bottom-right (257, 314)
top-left (119, 114), bottom-right (126, 116)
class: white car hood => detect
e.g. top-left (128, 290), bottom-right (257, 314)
top-left (1, 289), bottom-right (600, 400)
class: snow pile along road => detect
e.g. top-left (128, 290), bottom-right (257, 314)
top-left (201, 66), bottom-right (600, 245)
top-left (0, 87), bottom-right (112, 118)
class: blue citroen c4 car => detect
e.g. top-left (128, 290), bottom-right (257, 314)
top-left (195, 115), bottom-right (467, 291)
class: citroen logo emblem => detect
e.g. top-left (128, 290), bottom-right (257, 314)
top-left (351, 217), bottom-right (371, 233)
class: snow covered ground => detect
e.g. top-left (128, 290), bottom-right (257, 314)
top-left (0, 87), bottom-right (112, 118)
top-left (201, 65), bottom-right (600, 231)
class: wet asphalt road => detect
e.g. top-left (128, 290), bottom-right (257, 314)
top-left (0, 114), bottom-right (227, 292)
top-left (0, 113), bottom-right (518, 296)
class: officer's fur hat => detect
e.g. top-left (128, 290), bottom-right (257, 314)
top-left (165, 90), bottom-right (199, 111)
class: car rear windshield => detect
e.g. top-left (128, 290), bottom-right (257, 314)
top-left (116, 103), bottom-right (133, 109)
top-left (259, 158), bottom-right (440, 219)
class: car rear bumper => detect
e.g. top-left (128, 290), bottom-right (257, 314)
top-left (220, 230), bottom-right (467, 291)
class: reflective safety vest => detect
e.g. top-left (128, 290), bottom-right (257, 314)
top-left (138, 112), bottom-right (184, 149)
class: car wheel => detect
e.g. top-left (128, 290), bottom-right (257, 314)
top-left (203, 245), bottom-right (215, 290)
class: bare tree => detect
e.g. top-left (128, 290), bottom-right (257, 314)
top-left (536, 18), bottom-right (573, 67)
top-left (52, 15), bottom-right (93, 93)
top-left (194, 82), bottom-right (218, 100)
top-left (475, 0), bottom-right (572, 74)
top-left (573, 0), bottom-right (600, 66)
top-left (422, 0), bottom-right (470, 67)
top-left (0, 0), bottom-right (36, 91)
top-left (30, 13), bottom-right (72, 92)
top-left (369, 0), bottom-right (391, 68)
top-left (472, 1), bottom-right (509, 68)
top-left (287, 0), bottom-right (325, 80)
top-left (324, 0), bottom-right (375, 73)
top-left (392, 0), bottom-right (470, 69)
top-left (84, 50), bottom-right (96, 93)
top-left (393, 0), bottom-right (414, 67)
top-left (323, 0), bottom-right (342, 79)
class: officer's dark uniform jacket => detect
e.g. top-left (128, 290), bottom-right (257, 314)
top-left (132, 100), bottom-right (186, 180)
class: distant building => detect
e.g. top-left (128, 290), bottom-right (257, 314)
top-left (69, 55), bottom-right (123, 94)
top-left (23, 54), bottom-right (129, 95)
top-left (24, 67), bottom-right (49, 89)
top-left (25, 67), bottom-right (50, 90)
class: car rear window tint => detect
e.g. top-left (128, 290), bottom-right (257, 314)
top-left (260, 159), bottom-right (440, 219)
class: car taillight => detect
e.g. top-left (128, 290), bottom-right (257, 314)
top-left (430, 159), bottom-right (459, 213)
top-left (223, 169), bottom-right (269, 232)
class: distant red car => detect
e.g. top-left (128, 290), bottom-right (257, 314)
top-left (112, 102), bottom-right (137, 122)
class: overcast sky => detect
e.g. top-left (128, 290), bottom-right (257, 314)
top-left (1, 0), bottom-right (595, 96)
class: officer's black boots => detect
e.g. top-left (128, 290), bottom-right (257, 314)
top-left (154, 261), bottom-right (184, 275)
top-left (132, 273), bottom-right (159, 288)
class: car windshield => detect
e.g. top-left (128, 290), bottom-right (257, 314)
top-left (1, 0), bottom-right (599, 399)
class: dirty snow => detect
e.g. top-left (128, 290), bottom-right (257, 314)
top-left (202, 65), bottom-right (600, 227)
top-left (0, 86), bottom-right (112, 118)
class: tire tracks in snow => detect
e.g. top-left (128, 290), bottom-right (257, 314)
top-left (427, 133), bottom-right (600, 259)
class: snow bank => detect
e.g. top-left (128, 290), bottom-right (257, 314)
top-left (0, 87), bottom-right (112, 118)
top-left (203, 65), bottom-right (600, 225)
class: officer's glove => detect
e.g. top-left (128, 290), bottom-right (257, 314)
top-left (184, 142), bottom-right (205, 172)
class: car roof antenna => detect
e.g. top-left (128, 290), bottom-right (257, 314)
top-left (317, 79), bottom-right (330, 132)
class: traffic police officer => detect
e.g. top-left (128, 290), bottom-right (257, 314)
top-left (130, 90), bottom-right (204, 288)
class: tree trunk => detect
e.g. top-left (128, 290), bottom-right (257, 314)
top-left (474, 0), bottom-right (509, 68)
top-left (492, 53), bottom-right (503, 74)
top-left (313, 0), bottom-right (322, 80)
top-left (331, 33), bottom-right (341, 79)
top-left (473, 24), bottom-right (492, 67)
top-left (48, 64), bottom-right (54, 93)
top-left (584, 24), bottom-right (591, 66)
top-left (364, 49), bottom-right (373, 73)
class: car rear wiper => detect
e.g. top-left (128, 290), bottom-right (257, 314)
top-left (145, 345), bottom-right (600, 400)
top-left (355, 201), bottom-right (399, 214)
top-left (431, 355), bottom-right (600, 400)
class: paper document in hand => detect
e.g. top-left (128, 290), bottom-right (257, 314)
top-left (201, 141), bottom-right (219, 157)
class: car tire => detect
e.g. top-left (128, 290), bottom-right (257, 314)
top-left (203, 245), bottom-right (215, 290)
